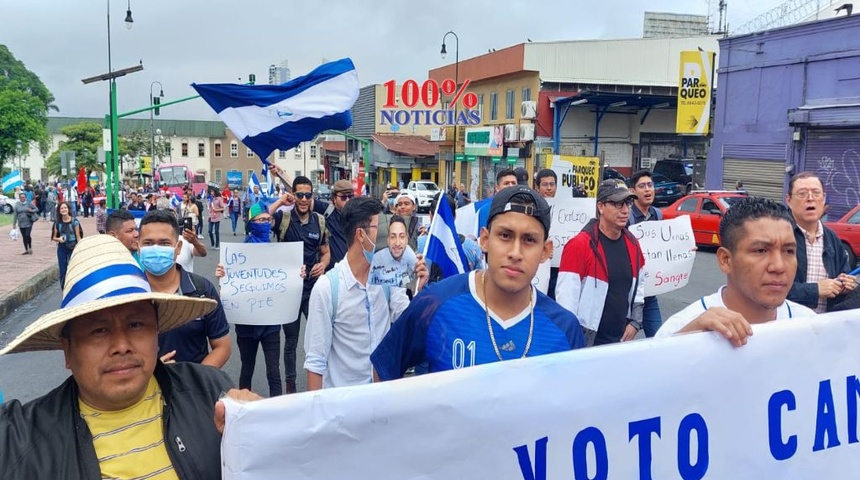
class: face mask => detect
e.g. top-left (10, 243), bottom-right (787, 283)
top-left (140, 245), bottom-right (176, 276)
top-left (248, 221), bottom-right (272, 241)
top-left (360, 229), bottom-right (375, 265)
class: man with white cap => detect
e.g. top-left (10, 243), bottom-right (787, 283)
top-left (0, 235), bottom-right (253, 478)
top-left (393, 191), bottom-right (422, 251)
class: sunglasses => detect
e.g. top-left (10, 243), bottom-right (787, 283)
top-left (336, 193), bottom-right (354, 200)
top-left (295, 192), bottom-right (313, 199)
top-left (603, 199), bottom-right (634, 209)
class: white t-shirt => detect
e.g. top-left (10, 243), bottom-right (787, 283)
top-left (175, 238), bottom-right (195, 273)
top-left (656, 286), bottom-right (816, 338)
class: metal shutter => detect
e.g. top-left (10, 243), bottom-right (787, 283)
top-left (804, 129), bottom-right (860, 221)
top-left (722, 158), bottom-right (786, 202)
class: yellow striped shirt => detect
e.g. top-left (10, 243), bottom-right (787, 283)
top-left (79, 377), bottom-right (179, 480)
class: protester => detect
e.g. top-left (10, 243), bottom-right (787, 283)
top-left (476, 168), bottom-right (520, 231)
top-left (127, 192), bottom-right (146, 211)
top-left (305, 197), bottom-right (417, 389)
top-left (557, 180), bottom-right (645, 346)
top-left (393, 191), bottom-right (422, 251)
top-left (369, 215), bottom-right (419, 289)
top-left (0, 235), bottom-right (248, 478)
top-left (145, 193), bottom-right (158, 212)
top-left (227, 189), bottom-right (243, 236)
top-left (137, 210), bottom-right (231, 368)
top-left (269, 176), bottom-right (331, 394)
top-left (514, 167), bottom-right (530, 186)
top-left (656, 197), bottom-right (816, 345)
top-left (79, 187), bottom-right (93, 217)
top-left (208, 188), bottom-right (225, 249)
top-left (179, 191), bottom-right (199, 238)
top-left (46, 185), bottom-right (58, 222)
top-left (156, 191), bottom-right (171, 210)
top-left (106, 209), bottom-right (141, 267)
top-left (52, 201), bottom-right (84, 290)
top-left (784, 172), bottom-right (857, 313)
top-left (175, 216), bottom-right (208, 273)
top-left (94, 199), bottom-right (107, 234)
top-left (371, 186), bottom-right (584, 379)
top-left (193, 192), bottom-right (205, 239)
top-left (456, 182), bottom-right (471, 207)
top-left (12, 191), bottom-right (37, 255)
top-left (215, 203), bottom-right (283, 396)
top-left (311, 179), bottom-right (354, 269)
top-left (242, 184), bottom-right (262, 237)
top-left (534, 169), bottom-right (557, 199)
top-left (627, 170), bottom-right (664, 337)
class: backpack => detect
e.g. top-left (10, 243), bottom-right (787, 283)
top-left (277, 209), bottom-right (326, 245)
top-left (55, 219), bottom-right (83, 251)
top-left (325, 268), bottom-right (390, 325)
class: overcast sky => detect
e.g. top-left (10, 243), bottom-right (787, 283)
top-left (5, 0), bottom-right (789, 122)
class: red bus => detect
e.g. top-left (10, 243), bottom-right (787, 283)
top-left (155, 163), bottom-right (206, 197)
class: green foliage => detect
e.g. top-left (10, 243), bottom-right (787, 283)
top-left (0, 44), bottom-right (55, 172)
top-left (45, 122), bottom-right (104, 178)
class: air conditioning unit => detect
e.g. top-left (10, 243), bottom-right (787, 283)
top-left (519, 124), bottom-right (535, 141)
top-left (521, 101), bottom-right (537, 119)
top-left (640, 157), bottom-right (655, 169)
top-left (504, 124), bottom-right (519, 142)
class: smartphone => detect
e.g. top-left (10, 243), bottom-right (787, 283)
top-left (182, 217), bottom-right (193, 232)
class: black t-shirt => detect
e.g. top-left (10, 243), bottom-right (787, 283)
top-left (595, 231), bottom-right (632, 345)
top-left (276, 209), bottom-right (327, 294)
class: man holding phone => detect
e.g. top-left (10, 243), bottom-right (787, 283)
top-left (176, 215), bottom-right (207, 273)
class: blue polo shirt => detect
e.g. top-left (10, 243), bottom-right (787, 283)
top-left (157, 266), bottom-right (230, 364)
top-left (313, 200), bottom-right (346, 269)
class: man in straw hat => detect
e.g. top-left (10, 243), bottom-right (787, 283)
top-left (0, 235), bottom-right (255, 478)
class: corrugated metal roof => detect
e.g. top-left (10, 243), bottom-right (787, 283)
top-left (372, 134), bottom-right (438, 158)
top-left (47, 117), bottom-right (226, 137)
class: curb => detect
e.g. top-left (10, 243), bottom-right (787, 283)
top-left (0, 265), bottom-right (59, 321)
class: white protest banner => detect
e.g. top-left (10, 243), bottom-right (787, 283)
top-left (222, 311), bottom-right (860, 479)
top-left (546, 196), bottom-right (595, 267)
top-left (218, 242), bottom-right (303, 325)
top-left (628, 215), bottom-right (697, 296)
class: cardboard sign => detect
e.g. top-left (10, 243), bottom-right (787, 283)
top-left (628, 216), bottom-right (697, 296)
top-left (546, 197), bottom-right (596, 268)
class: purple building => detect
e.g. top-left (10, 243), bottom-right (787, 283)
top-left (707, 13), bottom-right (860, 220)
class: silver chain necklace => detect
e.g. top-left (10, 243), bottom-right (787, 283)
top-left (482, 271), bottom-right (535, 361)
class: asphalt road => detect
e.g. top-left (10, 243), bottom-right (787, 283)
top-left (0, 241), bottom-right (725, 405)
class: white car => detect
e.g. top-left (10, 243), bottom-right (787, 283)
top-left (406, 180), bottom-right (440, 213)
top-left (0, 194), bottom-right (18, 215)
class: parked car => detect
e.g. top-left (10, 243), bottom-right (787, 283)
top-left (0, 194), bottom-right (17, 214)
top-left (653, 159), bottom-right (694, 194)
top-left (602, 167), bottom-right (627, 185)
top-left (406, 180), bottom-right (440, 213)
top-left (661, 191), bottom-right (749, 246)
top-left (314, 184), bottom-right (331, 201)
top-left (825, 204), bottom-right (860, 267)
top-left (649, 172), bottom-right (684, 207)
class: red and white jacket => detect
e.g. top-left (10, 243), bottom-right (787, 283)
top-left (556, 218), bottom-right (645, 344)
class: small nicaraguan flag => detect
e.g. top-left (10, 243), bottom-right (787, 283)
top-left (422, 194), bottom-right (469, 279)
top-left (2, 171), bottom-right (23, 193)
top-left (192, 58), bottom-right (360, 162)
top-left (262, 165), bottom-right (275, 196)
top-left (249, 171), bottom-right (262, 196)
top-left (170, 193), bottom-right (181, 209)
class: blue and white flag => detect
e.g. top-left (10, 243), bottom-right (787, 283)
top-left (170, 193), bottom-right (181, 210)
top-left (422, 194), bottom-right (469, 279)
top-left (2, 171), bottom-right (23, 193)
top-left (261, 165), bottom-right (274, 197)
top-left (192, 58), bottom-right (360, 162)
top-left (248, 171), bottom-right (262, 196)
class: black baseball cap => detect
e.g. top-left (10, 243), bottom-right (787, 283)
top-left (514, 167), bottom-right (529, 186)
top-left (596, 179), bottom-right (636, 203)
top-left (488, 186), bottom-right (552, 238)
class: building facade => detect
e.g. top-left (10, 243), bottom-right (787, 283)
top-left (706, 13), bottom-right (860, 220)
top-left (268, 60), bottom-right (291, 85)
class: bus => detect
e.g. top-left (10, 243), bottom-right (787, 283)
top-left (154, 163), bottom-right (207, 197)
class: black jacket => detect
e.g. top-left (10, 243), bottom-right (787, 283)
top-left (787, 222), bottom-right (850, 310)
top-left (0, 362), bottom-right (232, 479)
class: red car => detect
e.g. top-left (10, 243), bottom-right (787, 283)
top-left (661, 191), bottom-right (749, 246)
top-left (825, 204), bottom-right (860, 267)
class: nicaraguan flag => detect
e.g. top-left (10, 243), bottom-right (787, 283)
top-left (192, 58), bottom-right (360, 162)
top-left (170, 193), bottom-right (181, 209)
top-left (2, 171), bottom-right (23, 193)
top-left (422, 194), bottom-right (469, 279)
top-left (249, 171), bottom-right (262, 196)
top-left (262, 165), bottom-right (275, 196)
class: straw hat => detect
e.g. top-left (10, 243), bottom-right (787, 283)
top-left (0, 235), bottom-right (217, 354)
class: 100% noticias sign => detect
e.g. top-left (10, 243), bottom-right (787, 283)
top-left (380, 78), bottom-right (481, 126)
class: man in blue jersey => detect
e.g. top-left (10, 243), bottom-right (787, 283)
top-left (371, 186), bottom-right (585, 379)
top-left (656, 197), bottom-right (816, 346)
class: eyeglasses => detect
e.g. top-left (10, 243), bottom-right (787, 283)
top-left (792, 189), bottom-right (824, 199)
top-left (635, 182), bottom-right (654, 189)
top-left (336, 193), bottom-right (354, 200)
top-left (252, 217), bottom-right (273, 223)
top-left (603, 199), bottom-right (634, 209)
top-left (295, 192), bottom-right (313, 199)
top-left (539, 182), bottom-right (556, 188)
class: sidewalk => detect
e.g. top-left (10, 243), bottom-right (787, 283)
top-left (0, 214), bottom-right (97, 320)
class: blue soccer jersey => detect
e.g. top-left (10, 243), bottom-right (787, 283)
top-left (371, 271), bottom-right (585, 380)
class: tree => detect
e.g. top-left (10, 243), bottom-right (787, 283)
top-left (0, 45), bottom-right (56, 172)
top-left (45, 122), bottom-right (104, 179)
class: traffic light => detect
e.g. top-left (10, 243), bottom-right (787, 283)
top-left (153, 96), bottom-right (161, 116)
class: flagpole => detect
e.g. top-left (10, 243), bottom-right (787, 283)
top-left (416, 193), bottom-right (442, 293)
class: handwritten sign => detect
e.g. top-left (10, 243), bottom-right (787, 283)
top-left (628, 216), bottom-right (696, 296)
top-left (222, 311), bottom-right (859, 479)
top-left (546, 197), bottom-right (596, 267)
top-left (548, 155), bottom-right (601, 198)
top-left (370, 246), bottom-right (417, 287)
top-left (218, 242), bottom-right (304, 325)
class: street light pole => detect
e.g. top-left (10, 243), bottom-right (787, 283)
top-left (105, 0), bottom-right (135, 209)
top-left (441, 30), bottom-right (459, 191)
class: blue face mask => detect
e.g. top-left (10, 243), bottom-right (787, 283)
top-left (139, 245), bottom-right (176, 276)
top-left (360, 229), bottom-right (375, 265)
top-left (248, 221), bottom-right (272, 242)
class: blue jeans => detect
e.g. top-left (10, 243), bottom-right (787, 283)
top-left (230, 210), bottom-right (240, 233)
top-left (208, 220), bottom-right (220, 247)
top-left (57, 245), bottom-right (73, 290)
top-left (642, 295), bottom-right (662, 338)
